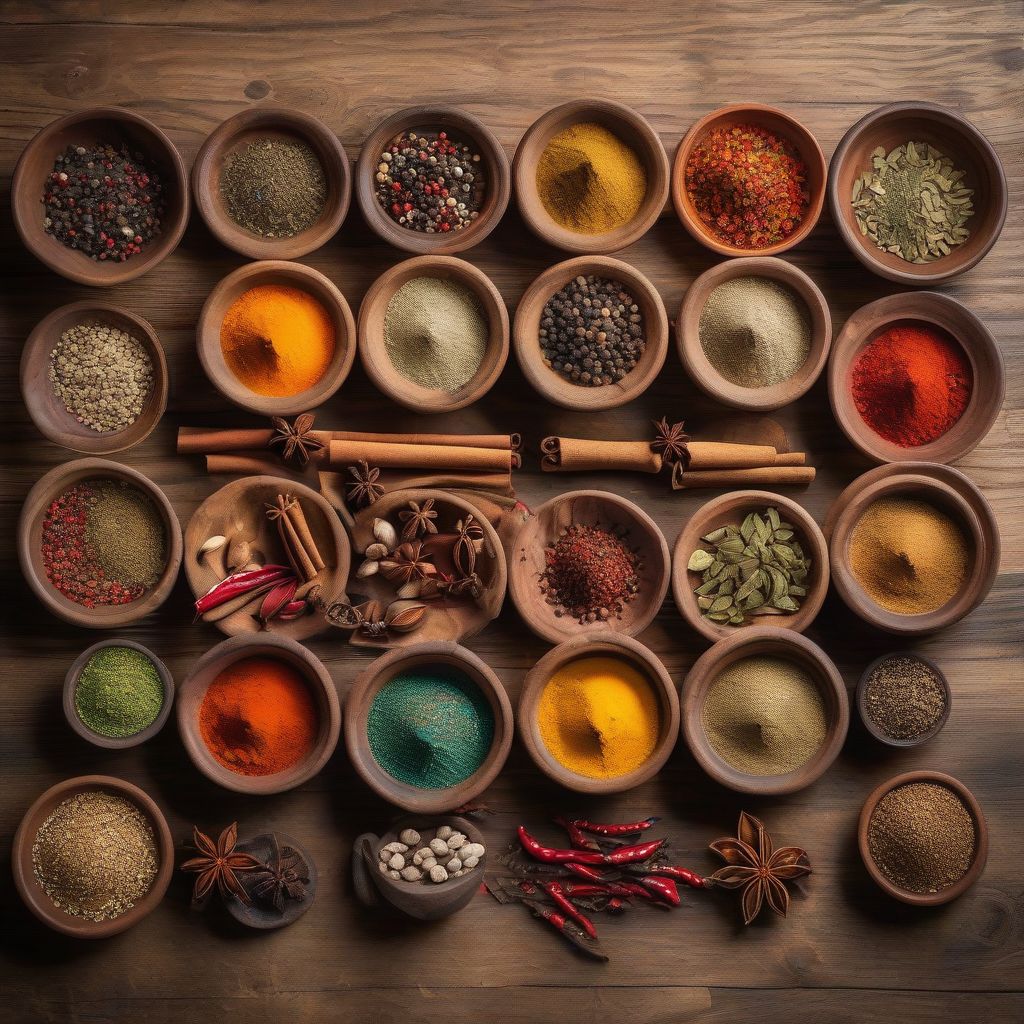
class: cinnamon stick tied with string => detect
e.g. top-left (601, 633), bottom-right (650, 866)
top-left (266, 494), bottom-right (325, 582)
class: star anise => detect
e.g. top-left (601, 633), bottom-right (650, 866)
top-left (380, 541), bottom-right (437, 584)
top-left (268, 413), bottom-right (326, 467)
top-left (346, 460), bottom-right (385, 508)
top-left (651, 417), bottom-right (691, 466)
top-left (708, 812), bottom-right (811, 925)
top-left (452, 515), bottom-right (485, 578)
top-left (247, 835), bottom-right (310, 913)
top-left (180, 823), bottom-right (263, 906)
top-left (399, 498), bottom-right (439, 540)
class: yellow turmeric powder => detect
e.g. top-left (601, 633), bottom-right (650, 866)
top-left (220, 283), bottom-right (336, 397)
top-left (536, 655), bottom-right (660, 779)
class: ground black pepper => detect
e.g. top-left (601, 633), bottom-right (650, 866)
top-left (863, 655), bottom-right (947, 741)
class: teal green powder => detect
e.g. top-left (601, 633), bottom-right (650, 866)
top-left (367, 667), bottom-right (494, 789)
top-left (74, 645), bottom-right (164, 738)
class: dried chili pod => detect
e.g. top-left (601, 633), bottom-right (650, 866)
top-left (603, 838), bottom-right (666, 865)
top-left (554, 816), bottom-right (602, 852)
top-left (527, 905), bottom-right (608, 962)
top-left (543, 882), bottom-right (598, 939)
top-left (639, 875), bottom-right (681, 906)
top-left (635, 864), bottom-right (713, 889)
top-left (572, 816), bottom-right (659, 837)
top-left (517, 826), bottom-right (605, 865)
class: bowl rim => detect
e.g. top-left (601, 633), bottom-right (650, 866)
top-left (855, 651), bottom-right (951, 749)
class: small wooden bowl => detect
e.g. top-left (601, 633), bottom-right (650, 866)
top-left (676, 257), bottom-right (832, 411)
top-left (196, 260), bottom-right (356, 417)
top-left (670, 490), bottom-right (829, 644)
top-left (672, 104), bottom-right (826, 257)
top-left (518, 632), bottom-right (680, 795)
top-left (680, 626), bottom-right (849, 795)
top-left (827, 291), bottom-right (1004, 465)
top-left (825, 463), bottom-right (999, 636)
top-left (18, 458), bottom-right (183, 629)
top-left (21, 301), bottom-right (169, 454)
top-left (63, 639), bottom-right (174, 750)
top-left (226, 832), bottom-right (317, 930)
top-left (829, 102), bottom-right (1008, 286)
top-left (344, 641), bottom-right (513, 813)
top-left (12, 775), bottom-right (174, 938)
top-left (176, 633), bottom-right (341, 796)
top-left (513, 256), bottom-right (669, 411)
top-left (513, 98), bottom-right (670, 254)
top-left (858, 770), bottom-right (988, 905)
top-left (355, 105), bottom-right (510, 255)
top-left (509, 489), bottom-right (670, 645)
top-left (856, 652), bottom-right (951, 749)
top-left (11, 107), bottom-right (189, 287)
top-left (357, 255), bottom-right (509, 414)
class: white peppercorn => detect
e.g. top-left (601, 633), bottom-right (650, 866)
top-left (461, 855), bottom-right (480, 869)
top-left (446, 858), bottom-right (462, 874)
top-left (446, 833), bottom-right (466, 850)
top-left (389, 869), bottom-right (402, 880)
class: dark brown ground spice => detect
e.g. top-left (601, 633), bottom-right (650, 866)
top-left (863, 655), bottom-right (947, 741)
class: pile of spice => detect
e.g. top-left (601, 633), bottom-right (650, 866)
top-left (374, 130), bottom-right (484, 233)
top-left (42, 142), bottom-right (166, 261)
top-left (32, 790), bottom-right (158, 922)
top-left (851, 323), bottom-right (973, 448)
top-left (862, 655), bottom-right (947, 742)
top-left (685, 124), bottom-right (809, 249)
top-left (377, 824), bottom-right (486, 884)
top-left (74, 645), bottom-right (164, 739)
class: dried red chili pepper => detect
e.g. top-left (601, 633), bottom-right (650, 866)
top-left (638, 864), bottom-right (712, 889)
top-left (517, 826), bottom-right (605, 865)
top-left (571, 816), bottom-right (659, 837)
top-left (543, 882), bottom-right (598, 939)
top-left (194, 565), bottom-right (293, 615)
top-left (615, 880), bottom-right (659, 902)
top-left (607, 897), bottom-right (626, 913)
top-left (603, 838), bottom-right (665, 865)
top-left (554, 817), bottom-right (602, 852)
top-left (639, 876), bottom-right (681, 906)
top-left (275, 598), bottom-right (309, 622)
top-left (564, 862), bottom-right (607, 883)
top-left (528, 905), bottom-right (608, 961)
top-left (258, 578), bottom-right (299, 625)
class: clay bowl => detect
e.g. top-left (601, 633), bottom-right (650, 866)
top-left (513, 256), bottom-right (669, 411)
top-left (192, 106), bottom-right (350, 260)
top-left (513, 98), bottom-right (670, 254)
top-left (21, 301), bottom-right (169, 454)
top-left (671, 490), bottom-right (829, 644)
top-left (858, 770), bottom-right (988, 905)
top-left (681, 626), bottom-right (849, 795)
top-left (12, 774), bottom-right (174, 938)
top-left (11, 107), bottom-right (189, 287)
top-left (226, 832), bottom-right (317, 930)
top-left (672, 104), bottom-right (826, 257)
top-left (825, 463), bottom-right (999, 636)
top-left (176, 633), bottom-right (341, 796)
top-left (344, 641), bottom-right (513, 813)
top-left (184, 475), bottom-right (350, 641)
top-left (676, 256), bottom-right (832, 412)
top-left (856, 652), bottom-right (951, 749)
top-left (829, 102), bottom-right (1008, 285)
top-left (827, 291), bottom-right (1004, 465)
top-left (355, 105), bottom-right (510, 255)
top-left (357, 255), bottom-right (509, 414)
top-left (518, 632), bottom-right (680, 796)
top-left (17, 458), bottom-right (183, 629)
top-left (196, 260), bottom-right (356, 417)
top-left (63, 639), bottom-right (174, 750)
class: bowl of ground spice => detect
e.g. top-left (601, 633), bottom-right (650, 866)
top-left (856, 653), bottom-right (951, 748)
top-left (12, 106), bottom-right (189, 287)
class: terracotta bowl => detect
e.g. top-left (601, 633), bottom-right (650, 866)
top-left (176, 633), bottom-right (341, 795)
top-left (856, 652), bottom-right (951, 749)
top-left (828, 102), bottom-right (1008, 285)
top-left (513, 255), bottom-right (669, 411)
top-left (21, 301), bottom-right (169, 455)
top-left (671, 490), bottom-right (829, 644)
top-left (344, 641), bottom-right (513, 813)
top-left (827, 291), bottom-right (1004, 465)
top-left (672, 104), bottom-right (826, 257)
top-left (676, 256), bottom-right (832, 411)
top-left (680, 626), bottom-right (849, 795)
top-left (12, 775), bottom-right (174, 938)
top-left (191, 105), bottom-right (351, 260)
top-left (518, 632), bottom-right (680, 795)
top-left (17, 458), bottom-right (183, 629)
top-left (857, 770), bottom-right (988, 905)
top-left (196, 259), bottom-right (356, 417)
top-left (355, 105), bottom-right (510, 255)
top-left (357, 255), bottom-right (509, 413)
top-left (513, 98), bottom-right (670, 254)
top-left (11, 107), bottom-right (189, 286)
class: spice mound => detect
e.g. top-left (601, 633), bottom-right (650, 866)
top-left (377, 824), bottom-right (485, 885)
top-left (863, 655), bottom-right (947, 742)
top-left (32, 790), bottom-right (158, 922)
top-left (75, 645), bottom-right (164, 739)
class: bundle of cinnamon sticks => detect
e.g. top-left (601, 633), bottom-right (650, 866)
top-left (265, 494), bottom-right (325, 582)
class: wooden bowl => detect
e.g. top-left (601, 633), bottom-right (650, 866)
top-left (680, 626), bottom-right (849, 795)
top-left (857, 770), bottom-right (988, 905)
top-left (21, 301), bottom-right (169, 454)
top-left (825, 463), bottom-right (999, 636)
top-left (513, 256), bottom-right (669, 411)
top-left (676, 257), bottom-right (832, 411)
top-left (17, 458), bottom-right (183, 629)
top-left (12, 775), bottom-right (174, 938)
top-left (355, 105), bottom-right (510, 255)
top-left (508, 489), bottom-right (669, 645)
top-left (517, 632), bottom-right (680, 795)
top-left (827, 291), bottom-right (1004, 465)
top-left (63, 639), bottom-right (174, 750)
top-left (829, 102), bottom-right (1008, 286)
top-left (357, 255), bottom-right (509, 414)
top-left (226, 832), bottom-right (317, 930)
top-left (513, 98), bottom-right (670, 254)
top-left (672, 104), bottom-right (826, 257)
top-left (856, 652), bottom-right (951, 749)
top-left (196, 260), bottom-right (356, 416)
top-left (344, 641), bottom-right (513, 813)
top-left (184, 475), bottom-right (350, 641)
top-left (176, 633), bottom-right (341, 795)
top-left (11, 107), bottom-right (189, 287)
top-left (671, 490), bottom-right (829, 644)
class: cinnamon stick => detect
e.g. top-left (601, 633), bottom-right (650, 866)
top-left (205, 454), bottom-right (302, 478)
top-left (284, 495), bottom-right (325, 573)
top-left (686, 441), bottom-right (779, 470)
top-left (178, 427), bottom-right (276, 454)
top-left (772, 451), bottom-right (806, 467)
top-left (267, 496), bottom-right (318, 582)
top-left (541, 437), bottom-right (662, 473)
top-left (332, 430), bottom-right (520, 451)
top-left (328, 440), bottom-right (513, 472)
top-left (671, 466), bottom-right (816, 490)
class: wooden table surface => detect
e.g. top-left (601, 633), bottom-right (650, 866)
top-left (1, 2), bottom-right (1021, 1021)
